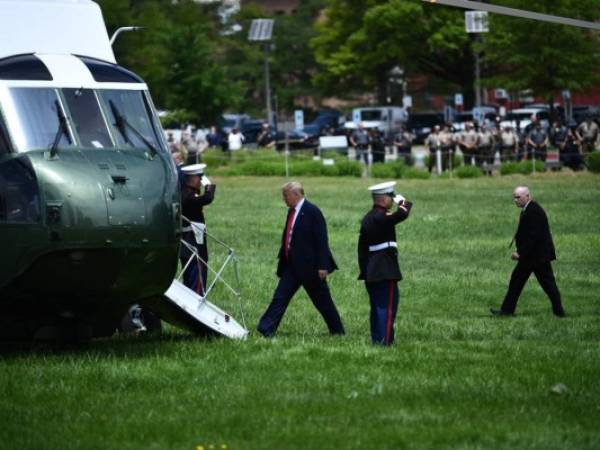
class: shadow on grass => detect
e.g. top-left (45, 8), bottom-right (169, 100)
top-left (0, 330), bottom-right (215, 359)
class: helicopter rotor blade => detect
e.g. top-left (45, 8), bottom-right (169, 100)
top-left (421, 0), bottom-right (600, 30)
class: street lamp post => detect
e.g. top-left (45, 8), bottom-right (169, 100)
top-left (248, 19), bottom-right (275, 125)
top-left (465, 10), bottom-right (488, 109)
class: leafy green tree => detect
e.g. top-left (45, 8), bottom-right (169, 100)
top-left (482, 0), bottom-right (600, 113)
top-left (221, 1), bottom-right (326, 117)
top-left (270, 0), bottom-right (328, 113)
top-left (312, 0), bottom-right (477, 106)
top-left (98, 0), bottom-right (237, 125)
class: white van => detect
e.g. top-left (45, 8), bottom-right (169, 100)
top-left (348, 106), bottom-right (408, 135)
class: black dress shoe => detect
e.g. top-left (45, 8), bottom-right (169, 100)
top-left (490, 308), bottom-right (513, 316)
top-left (554, 310), bottom-right (566, 318)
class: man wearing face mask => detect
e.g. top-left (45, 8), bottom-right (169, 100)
top-left (358, 181), bottom-right (413, 345)
top-left (180, 163), bottom-right (216, 295)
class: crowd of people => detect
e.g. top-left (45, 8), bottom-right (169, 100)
top-left (166, 122), bottom-right (282, 163)
top-left (422, 116), bottom-right (597, 172)
top-left (165, 113), bottom-right (598, 176)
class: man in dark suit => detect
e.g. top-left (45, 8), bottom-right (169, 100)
top-left (491, 186), bottom-right (566, 317)
top-left (257, 181), bottom-right (345, 337)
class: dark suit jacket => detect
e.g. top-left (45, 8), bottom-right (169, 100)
top-left (276, 199), bottom-right (337, 284)
top-left (515, 200), bottom-right (556, 265)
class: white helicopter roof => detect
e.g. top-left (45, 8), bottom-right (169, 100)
top-left (0, 0), bottom-right (115, 63)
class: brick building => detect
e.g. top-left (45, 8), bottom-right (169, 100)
top-left (242, 0), bottom-right (299, 15)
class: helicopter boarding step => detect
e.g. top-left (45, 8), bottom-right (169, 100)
top-left (164, 280), bottom-right (248, 340)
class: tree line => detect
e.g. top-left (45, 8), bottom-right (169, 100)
top-left (98, 0), bottom-right (599, 125)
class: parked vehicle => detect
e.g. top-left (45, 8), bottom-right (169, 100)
top-left (288, 109), bottom-right (346, 149)
top-left (453, 108), bottom-right (498, 131)
top-left (240, 120), bottom-right (265, 145)
top-left (406, 112), bottom-right (445, 144)
top-left (573, 105), bottom-right (600, 124)
top-left (500, 108), bottom-right (549, 132)
top-left (219, 113), bottom-right (250, 135)
top-left (349, 106), bottom-right (408, 135)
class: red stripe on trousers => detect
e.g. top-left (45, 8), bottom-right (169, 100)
top-left (385, 280), bottom-right (394, 344)
top-left (196, 260), bottom-right (204, 295)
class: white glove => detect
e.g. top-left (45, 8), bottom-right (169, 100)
top-left (393, 194), bottom-right (405, 205)
top-left (201, 176), bottom-right (211, 186)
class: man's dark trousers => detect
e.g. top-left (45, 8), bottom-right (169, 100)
top-left (257, 268), bottom-right (345, 337)
top-left (501, 260), bottom-right (564, 315)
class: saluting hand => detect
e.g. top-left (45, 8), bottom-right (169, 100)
top-left (318, 270), bottom-right (328, 280)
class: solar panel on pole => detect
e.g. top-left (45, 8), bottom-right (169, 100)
top-left (248, 19), bottom-right (274, 41)
top-left (248, 19), bottom-right (275, 125)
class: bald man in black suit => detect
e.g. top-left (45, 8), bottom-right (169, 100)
top-left (491, 186), bottom-right (566, 317)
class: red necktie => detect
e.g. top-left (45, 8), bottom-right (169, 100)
top-left (284, 207), bottom-right (295, 259)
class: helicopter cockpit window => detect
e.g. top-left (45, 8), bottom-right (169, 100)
top-left (0, 156), bottom-right (41, 224)
top-left (0, 120), bottom-right (10, 156)
top-left (98, 90), bottom-right (163, 153)
top-left (0, 87), bottom-right (73, 152)
top-left (63, 88), bottom-right (113, 148)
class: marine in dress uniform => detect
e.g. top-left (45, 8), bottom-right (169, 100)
top-left (358, 181), bottom-right (413, 345)
top-left (180, 164), bottom-right (216, 295)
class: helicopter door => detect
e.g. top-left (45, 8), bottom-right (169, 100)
top-left (104, 177), bottom-right (146, 226)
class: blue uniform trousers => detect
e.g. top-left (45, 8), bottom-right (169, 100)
top-left (182, 258), bottom-right (207, 295)
top-left (366, 280), bottom-right (399, 345)
top-left (180, 239), bottom-right (208, 296)
top-left (257, 268), bottom-right (345, 337)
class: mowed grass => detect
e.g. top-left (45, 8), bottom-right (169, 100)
top-left (1, 173), bottom-right (600, 450)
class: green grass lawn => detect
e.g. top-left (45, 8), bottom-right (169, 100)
top-left (1, 173), bottom-right (600, 450)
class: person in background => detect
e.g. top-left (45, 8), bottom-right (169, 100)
top-left (458, 121), bottom-right (478, 166)
top-left (182, 131), bottom-right (199, 165)
top-left (576, 115), bottom-right (599, 154)
top-left (500, 125), bottom-right (519, 162)
top-left (257, 181), bottom-right (345, 338)
top-left (350, 122), bottom-right (370, 165)
top-left (425, 125), bottom-right (441, 173)
top-left (526, 120), bottom-right (549, 161)
top-left (393, 125), bottom-right (413, 165)
top-left (550, 120), bottom-right (568, 155)
top-left (358, 181), bottom-right (413, 345)
top-left (227, 128), bottom-right (245, 152)
top-left (477, 123), bottom-right (495, 168)
top-left (561, 128), bottom-right (585, 171)
top-left (171, 150), bottom-right (185, 189)
top-left (439, 124), bottom-right (455, 171)
top-left (257, 123), bottom-right (277, 148)
top-left (370, 128), bottom-right (386, 164)
top-left (206, 126), bottom-right (219, 148)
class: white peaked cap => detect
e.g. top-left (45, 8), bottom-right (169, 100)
top-left (181, 163), bottom-right (207, 175)
top-left (368, 181), bottom-right (396, 195)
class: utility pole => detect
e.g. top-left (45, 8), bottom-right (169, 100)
top-left (248, 19), bottom-right (275, 125)
top-left (465, 10), bottom-right (488, 109)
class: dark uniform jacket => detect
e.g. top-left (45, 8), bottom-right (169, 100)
top-left (276, 199), bottom-right (337, 284)
top-left (358, 202), bottom-right (412, 282)
top-left (181, 184), bottom-right (215, 262)
top-left (515, 200), bottom-right (556, 266)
